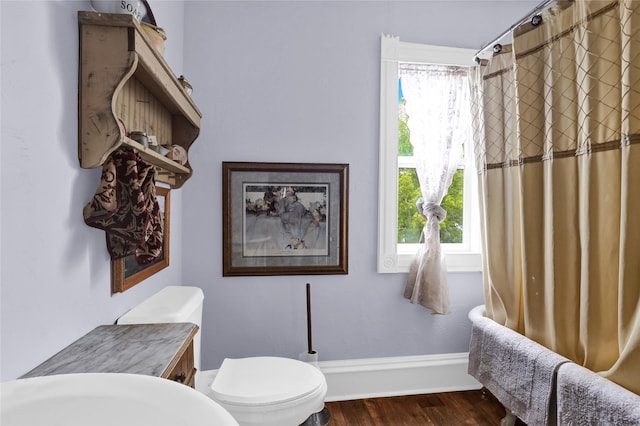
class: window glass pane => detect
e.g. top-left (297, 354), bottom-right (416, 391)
top-left (398, 167), bottom-right (422, 243)
top-left (441, 169), bottom-right (464, 244)
top-left (397, 168), bottom-right (464, 244)
top-left (398, 94), bottom-right (412, 156)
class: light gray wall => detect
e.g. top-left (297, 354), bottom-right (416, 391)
top-left (0, 0), bottom-right (186, 382)
top-left (181, 1), bottom-right (538, 370)
top-left (0, 0), bottom-right (538, 382)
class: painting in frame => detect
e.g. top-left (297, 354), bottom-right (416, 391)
top-left (222, 162), bottom-right (349, 276)
top-left (112, 186), bottom-right (171, 293)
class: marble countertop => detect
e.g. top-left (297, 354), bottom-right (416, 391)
top-left (21, 323), bottom-right (198, 379)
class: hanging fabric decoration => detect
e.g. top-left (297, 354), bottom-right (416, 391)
top-left (400, 64), bottom-right (471, 314)
top-left (83, 147), bottom-right (163, 265)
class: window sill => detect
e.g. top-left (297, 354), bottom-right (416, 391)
top-left (378, 250), bottom-right (482, 274)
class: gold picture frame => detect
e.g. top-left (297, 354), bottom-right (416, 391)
top-left (112, 186), bottom-right (171, 293)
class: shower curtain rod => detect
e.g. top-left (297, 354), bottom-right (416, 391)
top-left (473, 0), bottom-right (562, 62)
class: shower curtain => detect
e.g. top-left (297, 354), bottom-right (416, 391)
top-left (471, 0), bottom-right (640, 394)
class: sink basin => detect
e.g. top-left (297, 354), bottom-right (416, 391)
top-left (1, 373), bottom-right (239, 425)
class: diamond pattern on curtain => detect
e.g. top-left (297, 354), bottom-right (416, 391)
top-left (471, 0), bottom-right (640, 394)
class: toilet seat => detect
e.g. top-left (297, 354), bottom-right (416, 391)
top-left (211, 357), bottom-right (325, 405)
top-left (210, 357), bottom-right (327, 426)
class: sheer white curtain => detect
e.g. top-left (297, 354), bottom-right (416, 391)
top-left (401, 64), bottom-right (471, 314)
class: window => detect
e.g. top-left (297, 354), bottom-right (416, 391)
top-left (378, 34), bottom-right (481, 273)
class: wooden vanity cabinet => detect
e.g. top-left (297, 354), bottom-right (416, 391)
top-left (165, 339), bottom-right (196, 387)
top-left (77, 11), bottom-right (201, 188)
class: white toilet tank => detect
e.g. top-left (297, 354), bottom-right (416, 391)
top-left (117, 286), bottom-right (204, 370)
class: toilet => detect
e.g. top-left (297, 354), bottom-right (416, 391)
top-left (117, 286), bottom-right (328, 426)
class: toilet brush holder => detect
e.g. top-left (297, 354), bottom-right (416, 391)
top-left (299, 351), bottom-right (319, 367)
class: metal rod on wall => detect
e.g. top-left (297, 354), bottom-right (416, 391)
top-left (473, 0), bottom-right (563, 62)
top-left (306, 283), bottom-right (314, 354)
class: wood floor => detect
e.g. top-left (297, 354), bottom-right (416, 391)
top-left (325, 389), bottom-right (527, 426)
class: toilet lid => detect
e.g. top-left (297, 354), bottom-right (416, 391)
top-left (210, 357), bottom-right (325, 405)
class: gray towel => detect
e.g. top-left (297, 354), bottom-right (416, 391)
top-left (556, 362), bottom-right (640, 425)
top-left (468, 317), bottom-right (570, 426)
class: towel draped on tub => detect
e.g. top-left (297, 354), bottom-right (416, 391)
top-left (468, 316), bottom-right (570, 426)
top-left (556, 362), bottom-right (640, 425)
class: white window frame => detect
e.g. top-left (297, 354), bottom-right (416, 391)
top-left (378, 34), bottom-right (481, 273)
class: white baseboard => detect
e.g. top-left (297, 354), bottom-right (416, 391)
top-left (197, 353), bottom-right (482, 403)
top-left (317, 352), bottom-right (482, 402)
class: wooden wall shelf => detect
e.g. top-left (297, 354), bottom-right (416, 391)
top-left (78, 11), bottom-right (201, 188)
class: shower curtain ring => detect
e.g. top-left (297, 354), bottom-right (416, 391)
top-left (493, 44), bottom-right (503, 54)
top-left (531, 15), bottom-right (543, 26)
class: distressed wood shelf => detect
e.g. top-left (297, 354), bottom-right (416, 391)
top-left (78, 11), bottom-right (201, 188)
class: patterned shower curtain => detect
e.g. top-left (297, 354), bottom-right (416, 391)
top-left (471, 0), bottom-right (640, 393)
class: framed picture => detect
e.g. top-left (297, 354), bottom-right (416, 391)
top-left (112, 186), bottom-right (171, 293)
top-left (222, 162), bottom-right (349, 276)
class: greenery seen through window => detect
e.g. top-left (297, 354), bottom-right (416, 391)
top-left (397, 108), bottom-right (464, 244)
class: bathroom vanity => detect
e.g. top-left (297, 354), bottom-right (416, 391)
top-left (21, 323), bottom-right (198, 388)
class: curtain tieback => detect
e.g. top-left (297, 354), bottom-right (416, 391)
top-left (420, 201), bottom-right (447, 223)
